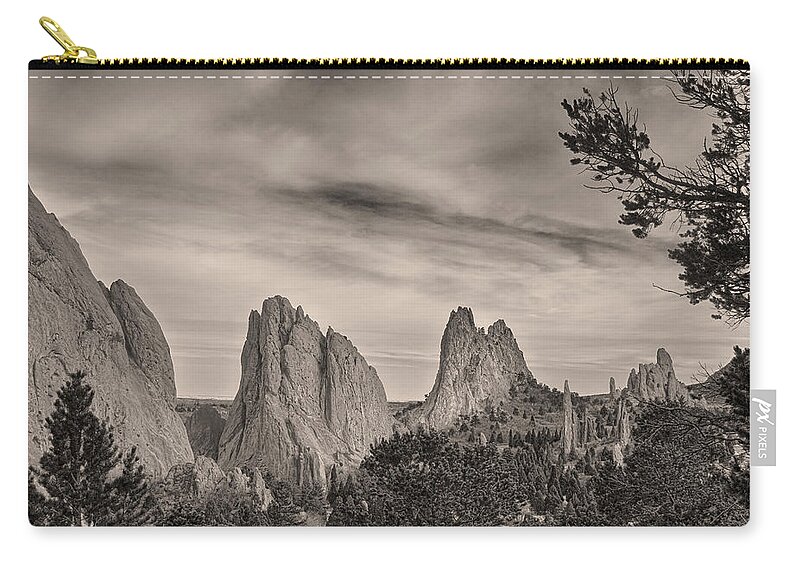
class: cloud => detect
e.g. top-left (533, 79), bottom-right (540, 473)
top-left (28, 74), bottom-right (748, 401)
top-left (268, 181), bottom-right (643, 269)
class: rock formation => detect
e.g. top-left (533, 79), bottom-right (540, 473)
top-left (106, 280), bottom-right (177, 405)
top-left (626, 348), bottom-right (689, 402)
top-left (609, 377), bottom-right (619, 400)
top-left (561, 380), bottom-right (601, 455)
top-left (611, 443), bottom-right (625, 467)
top-left (164, 456), bottom-right (274, 511)
top-left (417, 307), bottom-right (534, 429)
top-left (28, 188), bottom-right (192, 476)
top-left (165, 455), bottom-right (227, 497)
top-left (610, 396), bottom-right (632, 468)
top-left (576, 409), bottom-right (598, 447)
top-left (561, 380), bottom-right (576, 456)
top-left (185, 404), bottom-right (226, 460)
top-left (216, 296), bottom-right (394, 487)
top-left (615, 397), bottom-right (632, 448)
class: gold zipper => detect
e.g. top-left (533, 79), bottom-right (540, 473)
top-left (35, 16), bottom-right (748, 70)
top-left (39, 17), bottom-right (98, 65)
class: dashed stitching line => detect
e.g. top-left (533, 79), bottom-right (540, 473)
top-left (30, 74), bottom-right (676, 80)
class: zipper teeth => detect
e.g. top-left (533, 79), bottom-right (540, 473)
top-left (105, 57), bottom-right (747, 68)
top-left (31, 57), bottom-right (749, 69)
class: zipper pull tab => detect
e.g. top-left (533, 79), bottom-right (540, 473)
top-left (39, 16), bottom-right (98, 64)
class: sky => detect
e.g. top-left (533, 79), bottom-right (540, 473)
top-left (28, 70), bottom-right (749, 400)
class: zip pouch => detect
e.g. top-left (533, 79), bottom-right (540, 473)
top-left (28, 17), bottom-right (750, 527)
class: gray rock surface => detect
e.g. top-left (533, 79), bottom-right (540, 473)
top-left (164, 456), bottom-right (273, 511)
top-left (216, 296), bottom-right (393, 487)
top-left (164, 455), bottom-right (227, 496)
top-left (185, 404), bottom-right (226, 460)
top-left (561, 382), bottom-right (602, 454)
top-left (576, 409), bottom-right (598, 447)
top-left (248, 467), bottom-right (274, 512)
top-left (417, 307), bottom-right (534, 429)
top-left (107, 280), bottom-right (177, 405)
top-left (28, 188), bottom-right (193, 476)
top-left (561, 380), bottom-right (576, 456)
top-left (609, 377), bottom-right (619, 400)
top-left (626, 348), bottom-right (689, 402)
top-left (615, 397), bottom-right (632, 448)
top-left (611, 443), bottom-right (625, 467)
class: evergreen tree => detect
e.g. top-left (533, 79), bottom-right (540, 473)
top-left (560, 72), bottom-right (750, 324)
top-left (28, 474), bottom-right (48, 525)
top-left (298, 482), bottom-right (327, 514)
top-left (29, 371), bottom-right (150, 526)
top-left (108, 447), bottom-right (153, 525)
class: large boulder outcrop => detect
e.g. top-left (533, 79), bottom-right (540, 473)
top-left (185, 404), bottom-right (226, 460)
top-left (165, 455), bottom-right (227, 497)
top-left (164, 457), bottom-right (274, 511)
top-left (626, 348), bottom-right (689, 402)
top-left (216, 296), bottom-right (394, 487)
top-left (28, 188), bottom-right (193, 476)
top-left (416, 307), bottom-right (534, 429)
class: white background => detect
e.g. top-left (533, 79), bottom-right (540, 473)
top-left (1, 1), bottom-right (792, 568)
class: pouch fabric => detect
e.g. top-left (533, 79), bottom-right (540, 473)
top-left (28, 63), bottom-right (750, 527)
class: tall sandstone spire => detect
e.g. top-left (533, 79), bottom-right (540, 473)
top-left (216, 296), bottom-right (394, 487)
top-left (28, 188), bottom-right (192, 476)
top-left (417, 307), bottom-right (534, 430)
top-left (561, 380), bottom-right (576, 456)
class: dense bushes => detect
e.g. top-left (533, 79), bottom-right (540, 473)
top-left (327, 428), bottom-right (594, 526)
top-left (591, 348), bottom-right (750, 526)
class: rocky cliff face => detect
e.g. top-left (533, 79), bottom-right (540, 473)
top-left (417, 307), bottom-right (534, 429)
top-left (107, 280), bottom-right (177, 405)
top-left (626, 348), bottom-right (689, 402)
top-left (28, 188), bottom-right (192, 476)
top-left (185, 405), bottom-right (226, 460)
top-left (216, 296), bottom-right (394, 487)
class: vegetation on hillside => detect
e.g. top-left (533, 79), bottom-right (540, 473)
top-left (327, 428), bottom-right (595, 526)
top-left (591, 348), bottom-right (750, 526)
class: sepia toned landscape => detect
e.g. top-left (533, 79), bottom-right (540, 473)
top-left (28, 68), bottom-right (749, 526)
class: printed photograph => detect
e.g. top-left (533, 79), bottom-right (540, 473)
top-left (27, 68), bottom-right (750, 526)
